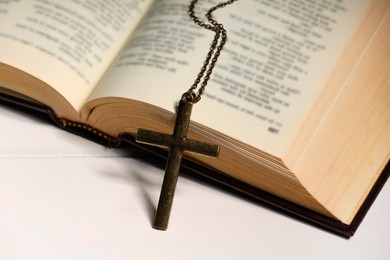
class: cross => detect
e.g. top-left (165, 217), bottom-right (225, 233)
top-left (136, 96), bottom-right (220, 230)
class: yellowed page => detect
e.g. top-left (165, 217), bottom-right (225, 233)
top-left (0, 0), bottom-right (153, 112)
top-left (89, 0), bottom-right (371, 156)
top-left (286, 2), bottom-right (390, 223)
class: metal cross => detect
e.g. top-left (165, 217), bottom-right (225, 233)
top-left (136, 96), bottom-right (220, 230)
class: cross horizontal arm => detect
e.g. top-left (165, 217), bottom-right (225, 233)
top-left (183, 139), bottom-right (219, 158)
top-left (137, 128), bottom-right (219, 158)
top-left (136, 128), bottom-right (172, 149)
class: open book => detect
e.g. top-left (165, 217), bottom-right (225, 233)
top-left (0, 0), bottom-right (389, 237)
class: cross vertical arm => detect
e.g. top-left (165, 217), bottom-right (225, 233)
top-left (135, 98), bottom-right (219, 230)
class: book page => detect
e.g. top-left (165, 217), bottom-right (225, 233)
top-left (89, 0), bottom-right (371, 156)
top-left (0, 0), bottom-right (153, 112)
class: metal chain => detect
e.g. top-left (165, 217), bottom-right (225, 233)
top-left (184, 0), bottom-right (239, 103)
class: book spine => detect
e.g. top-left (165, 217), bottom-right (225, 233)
top-left (59, 118), bottom-right (120, 147)
top-left (0, 88), bottom-right (120, 147)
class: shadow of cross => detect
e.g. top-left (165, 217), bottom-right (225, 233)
top-left (136, 98), bottom-right (220, 230)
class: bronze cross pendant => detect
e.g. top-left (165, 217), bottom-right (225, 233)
top-left (136, 97), bottom-right (220, 230)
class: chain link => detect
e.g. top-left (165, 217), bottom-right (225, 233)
top-left (184, 0), bottom-right (238, 103)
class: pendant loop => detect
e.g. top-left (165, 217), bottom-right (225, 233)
top-left (181, 91), bottom-right (200, 103)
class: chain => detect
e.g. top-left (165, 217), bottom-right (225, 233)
top-left (183, 0), bottom-right (239, 103)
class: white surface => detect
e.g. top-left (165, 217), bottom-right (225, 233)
top-left (0, 104), bottom-right (389, 260)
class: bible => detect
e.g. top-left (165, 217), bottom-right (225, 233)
top-left (0, 0), bottom-right (389, 237)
